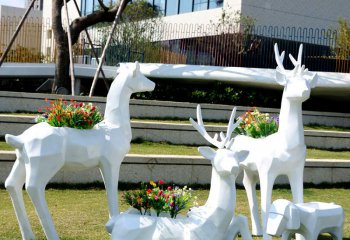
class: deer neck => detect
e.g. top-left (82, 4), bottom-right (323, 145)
top-left (208, 170), bottom-right (236, 213)
top-left (104, 78), bottom-right (132, 140)
top-left (277, 90), bottom-right (305, 149)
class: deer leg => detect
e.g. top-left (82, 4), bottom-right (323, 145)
top-left (259, 172), bottom-right (275, 240)
top-left (100, 160), bottom-right (121, 234)
top-left (288, 167), bottom-right (305, 240)
top-left (288, 167), bottom-right (304, 204)
top-left (242, 169), bottom-right (262, 236)
top-left (5, 159), bottom-right (35, 240)
top-left (25, 158), bottom-right (62, 240)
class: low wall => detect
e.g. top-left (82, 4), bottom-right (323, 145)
top-left (1, 91), bottom-right (350, 127)
top-left (2, 115), bottom-right (350, 150)
top-left (1, 151), bottom-right (349, 185)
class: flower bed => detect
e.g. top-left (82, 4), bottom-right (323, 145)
top-left (235, 107), bottom-right (279, 138)
top-left (123, 180), bottom-right (195, 219)
top-left (35, 98), bottom-right (103, 129)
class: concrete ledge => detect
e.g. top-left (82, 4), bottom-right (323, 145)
top-left (2, 115), bottom-right (350, 150)
top-left (1, 151), bottom-right (349, 185)
top-left (1, 91), bottom-right (350, 127)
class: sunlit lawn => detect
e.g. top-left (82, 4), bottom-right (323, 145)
top-left (1, 187), bottom-right (349, 239)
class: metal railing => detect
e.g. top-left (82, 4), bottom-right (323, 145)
top-left (0, 17), bottom-right (349, 73)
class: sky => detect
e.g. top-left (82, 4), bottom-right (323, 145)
top-left (0, 0), bottom-right (25, 8)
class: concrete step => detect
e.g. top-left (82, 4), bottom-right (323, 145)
top-left (1, 91), bottom-right (350, 128)
top-left (1, 115), bottom-right (350, 150)
top-left (1, 151), bottom-right (349, 185)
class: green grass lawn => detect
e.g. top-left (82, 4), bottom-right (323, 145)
top-left (0, 187), bottom-right (349, 239)
top-left (1, 140), bottom-right (350, 160)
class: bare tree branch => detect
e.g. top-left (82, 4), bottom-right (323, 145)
top-left (70, 0), bottom-right (131, 44)
top-left (97, 0), bottom-right (109, 12)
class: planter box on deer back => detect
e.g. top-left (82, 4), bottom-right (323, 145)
top-left (4, 62), bottom-right (155, 240)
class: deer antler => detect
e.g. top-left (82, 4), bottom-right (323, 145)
top-left (190, 105), bottom-right (242, 149)
top-left (274, 43), bottom-right (286, 72)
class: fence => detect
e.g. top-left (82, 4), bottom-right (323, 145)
top-left (0, 17), bottom-right (349, 73)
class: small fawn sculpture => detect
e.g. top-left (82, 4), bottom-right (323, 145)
top-left (5, 62), bottom-right (155, 240)
top-left (230, 44), bottom-right (318, 239)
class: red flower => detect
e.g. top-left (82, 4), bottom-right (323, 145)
top-left (147, 189), bottom-right (152, 194)
top-left (169, 202), bottom-right (174, 207)
top-left (167, 186), bottom-right (172, 191)
top-left (56, 115), bottom-right (61, 122)
top-left (158, 180), bottom-right (164, 185)
top-left (91, 106), bottom-right (96, 111)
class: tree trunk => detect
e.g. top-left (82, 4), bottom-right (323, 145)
top-left (52, 0), bottom-right (70, 94)
top-left (51, 0), bottom-right (131, 94)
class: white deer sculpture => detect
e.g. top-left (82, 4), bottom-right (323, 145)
top-left (4, 62), bottom-right (155, 240)
top-left (111, 145), bottom-right (252, 240)
top-left (230, 43), bottom-right (318, 239)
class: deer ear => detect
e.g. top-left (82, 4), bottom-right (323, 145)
top-left (275, 68), bottom-right (287, 86)
top-left (198, 147), bottom-right (216, 162)
top-left (309, 73), bottom-right (318, 88)
top-left (132, 62), bottom-right (140, 77)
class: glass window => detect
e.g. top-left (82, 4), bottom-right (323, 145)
top-left (154, 0), bottom-right (166, 15)
top-left (166, 0), bottom-right (179, 16)
top-left (193, 0), bottom-right (208, 12)
top-left (209, 0), bottom-right (223, 9)
top-left (179, 0), bottom-right (192, 13)
top-left (85, 0), bottom-right (94, 14)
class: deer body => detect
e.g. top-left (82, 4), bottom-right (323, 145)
top-left (5, 62), bottom-right (155, 240)
top-left (112, 148), bottom-right (252, 240)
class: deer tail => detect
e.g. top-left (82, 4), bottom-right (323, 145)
top-left (5, 134), bottom-right (23, 149)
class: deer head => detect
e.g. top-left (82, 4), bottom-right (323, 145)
top-left (274, 43), bottom-right (318, 102)
top-left (118, 62), bottom-right (155, 93)
top-left (190, 104), bottom-right (242, 149)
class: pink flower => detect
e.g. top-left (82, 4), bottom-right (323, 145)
top-left (167, 186), bottom-right (172, 190)
top-left (158, 180), bottom-right (164, 185)
top-left (154, 196), bottom-right (159, 200)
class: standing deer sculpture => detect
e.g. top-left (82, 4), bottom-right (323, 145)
top-left (230, 43), bottom-right (318, 239)
top-left (190, 44), bottom-right (318, 240)
top-left (5, 62), bottom-right (155, 240)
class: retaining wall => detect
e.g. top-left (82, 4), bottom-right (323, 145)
top-left (2, 115), bottom-right (350, 150)
top-left (1, 151), bottom-right (349, 185)
top-left (1, 91), bottom-right (350, 127)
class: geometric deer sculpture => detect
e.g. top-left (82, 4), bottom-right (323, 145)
top-left (267, 199), bottom-right (344, 240)
top-left (230, 43), bottom-right (318, 239)
top-left (4, 62), bottom-right (155, 240)
top-left (111, 146), bottom-right (252, 240)
top-left (189, 106), bottom-right (252, 240)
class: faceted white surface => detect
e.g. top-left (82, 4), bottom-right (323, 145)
top-left (267, 199), bottom-right (344, 240)
top-left (4, 62), bottom-right (155, 240)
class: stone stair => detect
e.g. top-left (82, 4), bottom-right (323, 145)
top-left (1, 91), bottom-right (350, 185)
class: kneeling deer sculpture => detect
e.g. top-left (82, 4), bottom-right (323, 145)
top-left (5, 62), bottom-right (155, 240)
top-left (112, 145), bottom-right (251, 240)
